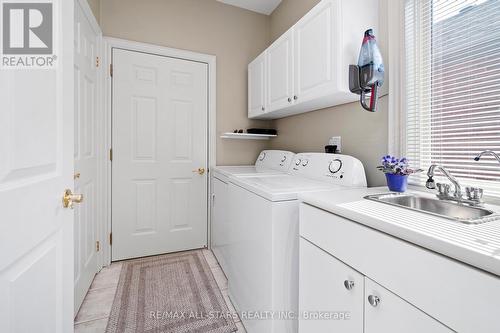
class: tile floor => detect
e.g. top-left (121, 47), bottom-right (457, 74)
top-left (74, 249), bottom-right (246, 333)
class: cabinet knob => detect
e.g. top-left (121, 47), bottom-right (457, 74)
top-left (294, 95), bottom-right (298, 100)
top-left (261, 106), bottom-right (265, 111)
top-left (288, 97), bottom-right (292, 102)
top-left (368, 295), bottom-right (381, 307)
top-left (344, 280), bottom-right (355, 290)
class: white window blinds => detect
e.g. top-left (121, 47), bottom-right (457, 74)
top-left (404, 0), bottom-right (500, 196)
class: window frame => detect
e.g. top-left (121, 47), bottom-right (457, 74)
top-left (388, 0), bottom-right (500, 202)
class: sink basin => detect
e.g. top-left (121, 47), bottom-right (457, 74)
top-left (364, 193), bottom-right (499, 224)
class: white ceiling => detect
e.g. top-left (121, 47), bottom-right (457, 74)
top-left (217, 0), bottom-right (282, 15)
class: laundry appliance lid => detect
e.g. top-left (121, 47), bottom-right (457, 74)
top-left (212, 165), bottom-right (285, 177)
top-left (229, 174), bottom-right (344, 202)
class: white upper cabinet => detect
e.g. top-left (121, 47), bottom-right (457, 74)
top-left (248, 51), bottom-right (266, 118)
top-left (267, 30), bottom-right (294, 112)
top-left (294, 0), bottom-right (337, 104)
top-left (249, 0), bottom-right (379, 119)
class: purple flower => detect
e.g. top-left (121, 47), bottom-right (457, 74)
top-left (377, 155), bottom-right (422, 176)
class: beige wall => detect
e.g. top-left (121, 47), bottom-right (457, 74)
top-left (87, 0), bottom-right (100, 23)
top-left (98, 0), bottom-right (389, 183)
top-left (100, 0), bottom-right (272, 165)
top-left (269, 0), bottom-right (388, 186)
top-left (270, 0), bottom-right (319, 41)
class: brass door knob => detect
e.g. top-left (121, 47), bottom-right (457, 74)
top-left (193, 168), bottom-right (206, 175)
top-left (63, 189), bottom-right (84, 209)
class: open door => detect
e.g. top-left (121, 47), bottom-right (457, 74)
top-left (0, 0), bottom-right (75, 332)
top-left (74, 0), bottom-right (102, 314)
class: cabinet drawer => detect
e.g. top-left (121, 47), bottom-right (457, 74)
top-left (300, 203), bottom-right (500, 333)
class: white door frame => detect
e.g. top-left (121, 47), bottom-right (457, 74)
top-left (102, 37), bottom-right (217, 265)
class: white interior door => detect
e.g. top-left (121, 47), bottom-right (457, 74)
top-left (112, 49), bottom-right (208, 261)
top-left (0, 1), bottom-right (75, 332)
top-left (74, 0), bottom-right (100, 314)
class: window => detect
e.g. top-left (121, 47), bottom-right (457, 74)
top-left (404, 0), bottom-right (500, 196)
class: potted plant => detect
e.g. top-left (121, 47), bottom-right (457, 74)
top-left (377, 155), bottom-right (422, 192)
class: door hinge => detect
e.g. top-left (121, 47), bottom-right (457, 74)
top-left (96, 56), bottom-right (100, 68)
top-left (109, 148), bottom-right (113, 162)
top-left (109, 233), bottom-right (113, 245)
top-left (96, 241), bottom-right (100, 252)
top-left (110, 63), bottom-right (113, 77)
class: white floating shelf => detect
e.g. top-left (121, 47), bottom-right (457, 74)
top-left (220, 132), bottom-right (277, 140)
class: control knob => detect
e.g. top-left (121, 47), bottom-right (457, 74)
top-left (328, 159), bottom-right (343, 174)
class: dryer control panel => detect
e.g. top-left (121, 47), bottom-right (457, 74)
top-left (254, 150), bottom-right (295, 172)
top-left (290, 153), bottom-right (367, 187)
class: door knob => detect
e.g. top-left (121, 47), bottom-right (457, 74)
top-left (193, 168), bottom-right (206, 175)
top-left (62, 189), bottom-right (84, 209)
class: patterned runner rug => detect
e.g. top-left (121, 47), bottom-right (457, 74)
top-left (106, 250), bottom-right (237, 333)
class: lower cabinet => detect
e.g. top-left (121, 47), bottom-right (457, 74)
top-left (299, 238), bottom-right (453, 333)
top-left (299, 238), bottom-right (364, 332)
top-left (364, 278), bottom-right (452, 333)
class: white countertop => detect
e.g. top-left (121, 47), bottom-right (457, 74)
top-left (299, 187), bottom-right (500, 277)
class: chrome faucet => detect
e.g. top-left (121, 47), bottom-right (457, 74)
top-left (426, 164), bottom-right (462, 199)
top-left (474, 150), bottom-right (500, 164)
top-left (426, 164), bottom-right (484, 206)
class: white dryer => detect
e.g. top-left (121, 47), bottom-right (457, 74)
top-left (211, 150), bottom-right (295, 276)
top-left (226, 153), bottom-right (367, 333)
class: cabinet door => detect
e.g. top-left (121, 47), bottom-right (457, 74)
top-left (267, 29), bottom-right (294, 112)
top-left (211, 177), bottom-right (228, 275)
top-left (294, 0), bottom-right (339, 103)
top-left (299, 238), bottom-right (364, 333)
top-left (364, 278), bottom-right (453, 333)
top-left (248, 52), bottom-right (266, 118)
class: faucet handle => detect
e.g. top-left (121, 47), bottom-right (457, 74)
top-left (465, 187), bottom-right (484, 201)
top-left (437, 183), bottom-right (451, 196)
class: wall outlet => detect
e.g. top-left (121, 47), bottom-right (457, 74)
top-left (328, 136), bottom-right (342, 153)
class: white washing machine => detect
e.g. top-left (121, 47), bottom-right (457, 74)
top-left (211, 150), bottom-right (295, 276)
top-left (226, 153), bottom-right (367, 333)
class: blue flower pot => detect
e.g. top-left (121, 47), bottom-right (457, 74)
top-left (385, 174), bottom-right (408, 192)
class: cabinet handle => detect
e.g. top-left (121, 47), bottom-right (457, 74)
top-left (344, 280), bottom-right (355, 290)
top-left (368, 295), bottom-right (381, 307)
top-left (288, 97), bottom-right (292, 102)
top-left (294, 95), bottom-right (298, 100)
